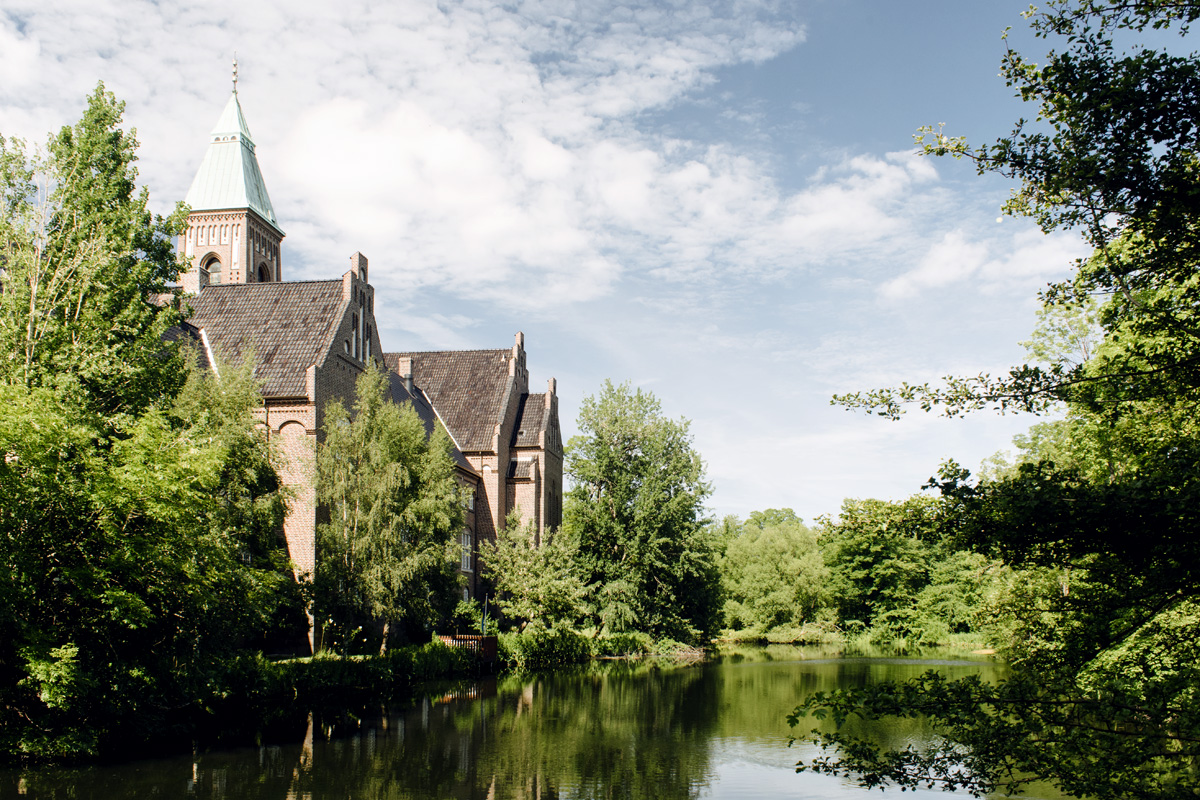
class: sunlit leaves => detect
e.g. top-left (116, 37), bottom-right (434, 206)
top-left (563, 380), bottom-right (720, 643)
top-left (314, 364), bottom-right (463, 652)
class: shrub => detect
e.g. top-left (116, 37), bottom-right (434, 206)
top-left (594, 631), bottom-right (654, 657)
top-left (499, 627), bottom-right (593, 670)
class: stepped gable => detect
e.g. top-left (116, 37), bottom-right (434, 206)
top-left (186, 280), bottom-right (345, 397)
top-left (384, 349), bottom-right (510, 451)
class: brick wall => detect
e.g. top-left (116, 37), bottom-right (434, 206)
top-left (177, 208), bottom-right (282, 291)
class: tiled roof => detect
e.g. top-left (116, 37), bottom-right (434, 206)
top-left (508, 460), bottom-right (536, 480)
top-left (164, 320), bottom-right (211, 372)
top-left (384, 350), bottom-right (511, 451)
top-left (512, 393), bottom-right (545, 447)
top-left (387, 372), bottom-right (475, 475)
top-left (184, 92), bottom-right (282, 232)
top-left (185, 281), bottom-right (346, 397)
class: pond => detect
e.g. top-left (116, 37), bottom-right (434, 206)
top-left (2, 645), bottom-right (1064, 799)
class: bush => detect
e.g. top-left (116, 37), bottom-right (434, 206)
top-left (594, 631), bottom-right (654, 657)
top-left (499, 627), bottom-right (594, 670)
top-left (205, 641), bottom-right (474, 725)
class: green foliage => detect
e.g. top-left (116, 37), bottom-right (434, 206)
top-left (204, 640), bottom-right (476, 737)
top-left (820, 497), bottom-right (939, 628)
top-left (479, 511), bottom-right (587, 632)
top-left (446, 598), bottom-right (486, 634)
top-left (498, 627), bottom-right (594, 671)
top-left (0, 88), bottom-right (295, 761)
top-left (801, 6), bottom-right (1200, 796)
top-left (0, 83), bottom-right (188, 414)
top-left (720, 509), bottom-right (830, 634)
top-left (0, 356), bottom-right (293, 759)
top-left (791, 667), bottom-right (1200, 800)
top-left (813, 496), bottom-right (1007, 648)
top-left (563, 380), bottom-right (721, 644)
top-left (593, 631), bottom-right (654, 657)
top-left (315, 364), bottom-right (464, 653)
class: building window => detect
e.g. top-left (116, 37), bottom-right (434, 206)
top-left (461, 532), bottom-right (473, 572)
top-left (203, 255), bottom-right (222, 285)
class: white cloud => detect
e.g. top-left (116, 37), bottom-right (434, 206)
top-left (881, 226), bottom-right (1088, 301)
top-left (881, 230), bottom-right (988, 299)
top-left (0, 16), bottom-right (40, 92)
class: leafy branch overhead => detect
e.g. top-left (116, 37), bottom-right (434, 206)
top-left (843, 0), bottom-right (1200, 420)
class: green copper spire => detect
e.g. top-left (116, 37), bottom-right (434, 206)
top-left (183, 85), bottom-right (282, 232)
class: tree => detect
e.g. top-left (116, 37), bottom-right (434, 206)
top-left (314, 364), bottom-right (463, 653)
top-left (0, 83), bottom-right (188, 414)
top-left (0, 87), bottom-right (294, 760)
top-left (720, 510), bottom-right (830, 634)
top-left (820, 497), bottom-right (938, 631)
top-left (479, 511), bottom-right (587, 632)
top-left (563, 380), bottom-right (720, 643)
top-left (794, 450), bottom-right (1200, 798)
top-left (796, 4), bottom-right (1200, 795)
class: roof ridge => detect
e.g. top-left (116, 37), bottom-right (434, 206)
top-left (385, 348), bottom-right (509, 356)
top-left (196, 278), bottom-right (344, 291)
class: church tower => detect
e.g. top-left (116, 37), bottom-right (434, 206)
top-left (178, 60), bottom-right (284, 293)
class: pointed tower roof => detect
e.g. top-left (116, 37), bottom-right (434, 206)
top-left (184, 91), bottom-right (283, 233)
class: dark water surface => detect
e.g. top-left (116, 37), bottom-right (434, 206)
top-left (2, 645), bottom-right (1058, 799)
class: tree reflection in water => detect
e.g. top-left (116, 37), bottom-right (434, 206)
top-left (4, 647), bottom-right (1007, 800)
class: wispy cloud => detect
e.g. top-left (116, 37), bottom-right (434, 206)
top-left (881, 226), bottom-right (1088, 300)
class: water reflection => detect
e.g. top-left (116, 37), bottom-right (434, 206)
top-left (4, 646), bottom-right (1034, 800)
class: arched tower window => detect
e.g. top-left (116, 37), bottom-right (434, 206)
top-left (257, 263), bottom-right (270, 283)
top-left (203, 255), bottom-right (223, 285)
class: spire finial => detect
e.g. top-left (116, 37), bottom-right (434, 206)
top-left (232, 54), bottom-right (239, 94)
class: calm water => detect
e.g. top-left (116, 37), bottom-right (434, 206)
top-left (2, 645), bottom-right (1057, 800)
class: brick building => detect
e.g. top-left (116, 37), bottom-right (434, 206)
top-left (385, 340), bottom-right (564, 551)
top-left (176, 85), bottom-right (562, 649)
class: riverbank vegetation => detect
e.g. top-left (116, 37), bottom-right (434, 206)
top-left (716, 501), bottom-right (1005, 650)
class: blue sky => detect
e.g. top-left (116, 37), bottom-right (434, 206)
top-left (0, 1), bottom-right (1092, 521)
